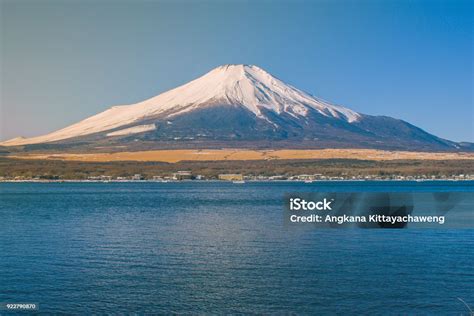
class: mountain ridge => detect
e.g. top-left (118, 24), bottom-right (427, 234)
top-left (1, 64), bottom-right (470, 152)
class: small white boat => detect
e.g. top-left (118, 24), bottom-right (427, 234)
top-left (304, 180), bottom-right (313, 183)
top-left (233, 180), bottom-right (245, 184)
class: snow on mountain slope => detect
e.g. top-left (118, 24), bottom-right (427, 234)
top-left (106, 124), bottom-right (156, 137)
top-left (1, 64), bottom-right (361, 146)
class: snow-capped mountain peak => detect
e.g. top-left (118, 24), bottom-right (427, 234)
top-left (138, 64), bottom-right (360, 121)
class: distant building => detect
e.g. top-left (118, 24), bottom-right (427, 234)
top-left (268, 175), bottom-right (287, 180)
top-left (173, 171), bottom-right (193, 180)
top-left (88, 175), bottom-right (111, 181)
top-left (218, 174), bottom-right (243, 181)
top-left (132, 174), bottom-right (144, 180)
top-left (297, 174), bottom-right (315, 181)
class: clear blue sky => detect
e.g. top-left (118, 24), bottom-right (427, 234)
top-left (1, 0), bottom-right (472, 142)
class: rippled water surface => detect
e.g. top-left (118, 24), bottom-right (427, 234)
top-left (0, 181), bottom-right (473, 314)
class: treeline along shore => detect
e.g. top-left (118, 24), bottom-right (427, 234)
top-left (1, 157), bottom-right (473, 181)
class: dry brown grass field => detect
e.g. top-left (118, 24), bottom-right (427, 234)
top-left (9, 148), bottom-right (474, 163)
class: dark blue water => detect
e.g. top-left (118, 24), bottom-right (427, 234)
top-left (0, 181), bottom-right (473, 314)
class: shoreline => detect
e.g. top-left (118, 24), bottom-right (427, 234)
top-left (1, 179), bottom-right (473, 183)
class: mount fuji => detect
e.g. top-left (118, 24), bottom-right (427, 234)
top-left (1, 64), bottom-right (469, 151)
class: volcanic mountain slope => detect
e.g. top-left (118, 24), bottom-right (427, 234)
top-left (1, 64), bottom-right (469, 151)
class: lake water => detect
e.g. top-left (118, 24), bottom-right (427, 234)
top-left (0, 181), bottom-right (473, 314)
